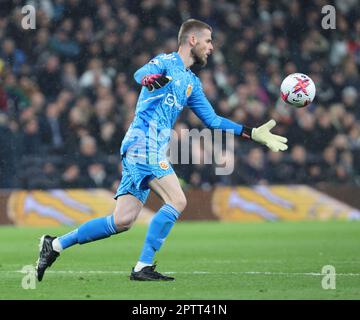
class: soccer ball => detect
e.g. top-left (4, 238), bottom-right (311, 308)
top-left (280, 73), bottom-right (316, 107)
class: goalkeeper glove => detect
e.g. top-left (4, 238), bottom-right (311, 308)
top-left (242, 119), bottom-right (288, 152)
top-left (141, 74), bottom-right (172, 91)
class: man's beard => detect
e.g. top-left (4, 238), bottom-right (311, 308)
top-left (191, 45), bottom-right (207, 67)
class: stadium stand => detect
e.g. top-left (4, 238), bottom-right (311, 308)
top-left (0, 0), bottom-right (359, 189)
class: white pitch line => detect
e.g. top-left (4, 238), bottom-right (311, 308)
top-left (2, 270), bottom-right (360, 276)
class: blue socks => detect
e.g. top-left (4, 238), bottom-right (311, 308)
top-left (139, 204), bottom-right (180, 264)
top-left (57, 229), bottom-right (78, 249)
top-left (57, 203), bottom-right (180, 264)
top-left (58, 215), bottom-right (117, 250)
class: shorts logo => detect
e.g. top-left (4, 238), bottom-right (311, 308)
top-left (159, 161), bottom-right (169, 170)
top-left (186, 84), bottom-right (193, 97)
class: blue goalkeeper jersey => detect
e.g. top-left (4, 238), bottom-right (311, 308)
top-left (120, 52), bottom-right (244, 161)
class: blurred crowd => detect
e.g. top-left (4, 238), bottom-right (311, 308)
top-left (0, 0), bottom-right (360, 191)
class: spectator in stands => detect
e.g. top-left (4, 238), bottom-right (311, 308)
top-left (26, 161), bottom-right (60, 189)
top-left (288, 145), bottom-right (309, 183)
top-left (0, 38), bottom-right (26, 74)
top-left (238, 147), bottom-right (267, 185)
top-left (87, 162), bottom-right (112, 188)
top-left (40, 102), bottom-right (66, 153)
top-left (313, 110), bottom-right (337, 151)
top-left (97, 121), bottom-right (122, 155)
top-left (265, 151), bottom-right (292, 184)
top-left (76, 135), bottom-right (103, 175)
top-left (61, 62), bottom-right (80, 93)
top-left (320, 146), bottom-right (338, 181)
top-left (79, 58), bottom-right (112, 91)
top-left (36, 55), bottom-right (62, 100)
top-left (20, 117), bottom-right (44, 156)
top-left (60, 163), bottom-right (90, 189)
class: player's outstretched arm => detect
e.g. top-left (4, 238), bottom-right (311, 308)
top-left (196, 107), bottom-right (287, 152)
top-left (188, 80), bottom-right (288, 152)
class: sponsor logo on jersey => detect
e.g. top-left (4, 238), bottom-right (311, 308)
top-left (164, 93), bottom-right (175, 106)
top-left (164, 93), bottom-right (183, 110)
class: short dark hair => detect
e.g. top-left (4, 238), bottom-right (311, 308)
top-left (178, 19), bottom-right (212, 45)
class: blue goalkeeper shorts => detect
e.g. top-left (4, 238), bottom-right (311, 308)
top-left (114, 154), bottom-right (174, 204)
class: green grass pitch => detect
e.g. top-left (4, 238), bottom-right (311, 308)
top-left (1, 221), bottom-right (359, 300)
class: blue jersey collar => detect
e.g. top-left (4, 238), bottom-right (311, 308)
top-left (174, 52), bottom-right (188, 70)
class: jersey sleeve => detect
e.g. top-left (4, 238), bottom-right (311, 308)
top-left (133, 55), bottom-right (166, 84)
top-left (187, 78), bottom-right (244, 135)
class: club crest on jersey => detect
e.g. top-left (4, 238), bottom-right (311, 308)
top-left (186, 84), bottom-right (193, 97)
top-left (159, 160), bottom-right (169, 170)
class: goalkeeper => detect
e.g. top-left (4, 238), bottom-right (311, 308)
top-left (36, 19), bottom-right (287, 281)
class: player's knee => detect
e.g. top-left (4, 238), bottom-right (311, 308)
top-left (114, 217), bottom-right (134, 232)
top-left (169, 194), bottom-right (187, 213)
top-left (118, 223), bottom-right (133, 232)
top-left (113, 212), bottom-right (136, 232)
